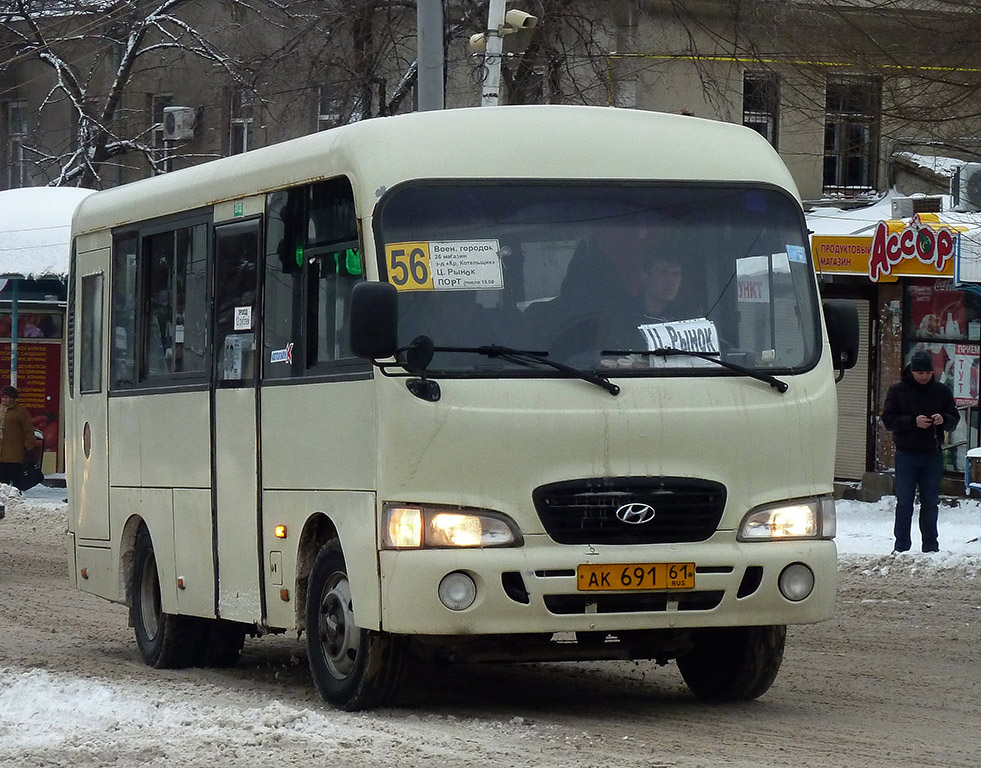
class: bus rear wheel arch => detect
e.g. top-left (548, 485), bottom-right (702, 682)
top-left (130, 524), bottom-right (249, 669)
top-left (130, 524), bottom-right (203, 669)
top-left (305, 539), bottom-right (405, 710)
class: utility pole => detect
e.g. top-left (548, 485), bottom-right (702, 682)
top-left (417, 0), bottom-right (445, 111)
top-left (472, 2), bottom-right (537, 106)
top-left (481, 0), bottom-right (507, 107)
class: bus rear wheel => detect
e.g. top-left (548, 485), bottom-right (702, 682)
top-left (130, 524), bottom-right (204, 669)
top-left (676, 625), bottom-right (786, 701)
top-left (305, 540), bottom-right (404, 711)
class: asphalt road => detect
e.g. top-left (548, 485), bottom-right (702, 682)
top-left (1, 497), bottom-right (977, 767)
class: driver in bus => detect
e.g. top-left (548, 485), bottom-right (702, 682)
top-left (599, 247), bottom-right (700, 353)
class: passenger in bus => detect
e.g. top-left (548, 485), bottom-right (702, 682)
top-left (0, 385), bottom-right (37, 495)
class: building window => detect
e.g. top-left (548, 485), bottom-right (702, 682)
top-left (150, 93), bottom-right (174, 174)
top-left (742, 73), bottom-right (778, 148)
top-left (824, 76), bottom-right (881, 194)
top-left (5, 101), bottom-right (28, 189)
top-left (230, 88), bottom-right (254, 155)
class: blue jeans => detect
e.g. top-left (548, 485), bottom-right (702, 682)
top-left (893, 449), bottom-right (942, 551)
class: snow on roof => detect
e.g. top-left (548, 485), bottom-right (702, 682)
top-left (806, 188), bottom-right (981, 237)
top-left (894, 151), bottom-right (965, 179)
top-left (0, 187), bottom-right (94, 279)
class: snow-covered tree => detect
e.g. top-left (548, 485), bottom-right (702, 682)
top-left (0, 1), bottom-right (636, 190)
top-left (0, 1), bottom-right (303, 187)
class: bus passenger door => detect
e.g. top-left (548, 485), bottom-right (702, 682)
top-left (211, 219), bottom-right (262, 623)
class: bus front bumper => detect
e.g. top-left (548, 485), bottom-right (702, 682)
top-left (377, 535), bottom-right (837, 636)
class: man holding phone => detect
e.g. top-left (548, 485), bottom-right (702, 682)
top-left (881, 350), bottom-right (960, 553)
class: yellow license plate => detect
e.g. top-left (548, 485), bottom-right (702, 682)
top-left (577, 562), bottom-right (696, 591)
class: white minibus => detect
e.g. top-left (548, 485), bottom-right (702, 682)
top-left (67, 105), bottom-right (858, 710)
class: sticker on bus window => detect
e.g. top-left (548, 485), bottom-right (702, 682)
top-left (384, 240), bottom-right (504, 292)
top-left (270, 342), bottom-right (294, 364)
top-left (786, 244), bottom-right (807, 263)
top-left (234, 306), bottom-right (253, 331)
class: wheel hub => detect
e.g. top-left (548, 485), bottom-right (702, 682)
top-left (317, 574), bottom-right (360, 677)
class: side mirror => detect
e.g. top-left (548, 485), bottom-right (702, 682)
top-left (350, 282), bottom-right (399, 361)
top-left (822, 299), bottom-right (860, 371)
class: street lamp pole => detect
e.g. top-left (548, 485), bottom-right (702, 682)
top-left (1, 274), bottom-right (24, 388)
top-left (10, 277), bottom-right (18, 387)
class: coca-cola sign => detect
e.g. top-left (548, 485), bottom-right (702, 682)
top-left (868, 214), bottom-right (958, 282)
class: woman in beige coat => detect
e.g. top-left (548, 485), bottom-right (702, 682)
top-left (0, 385), bottom-right (37, 489)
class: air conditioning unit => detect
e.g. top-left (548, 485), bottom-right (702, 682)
top-left (951, 162), bottom-right (981, 212)
top-left (162, 106), bottom-right (196, 141)
top-left (891, 195), bottom-right (943, 218)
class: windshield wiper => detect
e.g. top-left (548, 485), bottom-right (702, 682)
top-left (601, 347), bottom-right (789, 393)
top-left (401, 337), bottom-right (620, 396)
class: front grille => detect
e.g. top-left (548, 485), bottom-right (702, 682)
top-left (532, 477), bottom-right (726, 545)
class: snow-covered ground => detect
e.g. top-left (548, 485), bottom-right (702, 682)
top-left (1, 486), bottom-right (978, 766)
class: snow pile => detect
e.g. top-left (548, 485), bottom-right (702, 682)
top-left (836, 495), bottom-right (980, 579)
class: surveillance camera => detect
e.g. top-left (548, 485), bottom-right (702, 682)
top-left (504, 9), bottom-right (538, 30)
top-left (469, 32), bottom-right (487, 52)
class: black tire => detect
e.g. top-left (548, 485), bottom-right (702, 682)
top-left (305, 540), bottom-right (404, 711)
top-left (130, 524), bottom-right (204, 669)
top-left (676, 625), bottom-right (786, 701)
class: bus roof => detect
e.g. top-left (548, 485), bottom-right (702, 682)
top-left (72, 105), bottom-right (800, 236)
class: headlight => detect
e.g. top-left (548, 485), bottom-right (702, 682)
top-left (737, 496), bottom-right (835, 541)
top-left (382, 504), bottom-right (522, 549)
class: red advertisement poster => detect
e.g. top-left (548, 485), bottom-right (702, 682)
top-left (908, 280), bottom-right (967, 340)
top-left (0, 342), bottom-right (62, 455)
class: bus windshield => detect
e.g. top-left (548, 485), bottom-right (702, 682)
top-left (376, 182), bottom-right (820, 377)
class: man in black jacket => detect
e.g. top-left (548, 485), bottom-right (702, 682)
top-left (881, 350), bottom-right (960, 553)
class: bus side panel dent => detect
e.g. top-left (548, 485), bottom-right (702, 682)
top-left (261, 490), bottom-right (379, 632)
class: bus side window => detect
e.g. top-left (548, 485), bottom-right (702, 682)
top-left (263, 176), bottom-right (363, 378)
top-left (79, 273), bottom-right (104, 394)
top-left (139, 223), bottom-right (209, 382)
top-left (111, 232), bottom-right (138, 389)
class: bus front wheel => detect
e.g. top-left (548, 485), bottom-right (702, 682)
top-left (305, 540), bottom-right (404, 710)
top-left (676, 625), bottom-right (786, 701)
top-left (130, 524), bottom-right (203, 669)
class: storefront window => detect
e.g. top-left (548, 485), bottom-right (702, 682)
top-left (904, 278), bottom-right (981, 471)
top-left (0, 312), bottom-right (63, 339)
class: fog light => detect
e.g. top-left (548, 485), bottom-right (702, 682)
top-left (438, 572), bottom-right (477, 611)
top-left (779, 563), bottom-right (815, 602)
